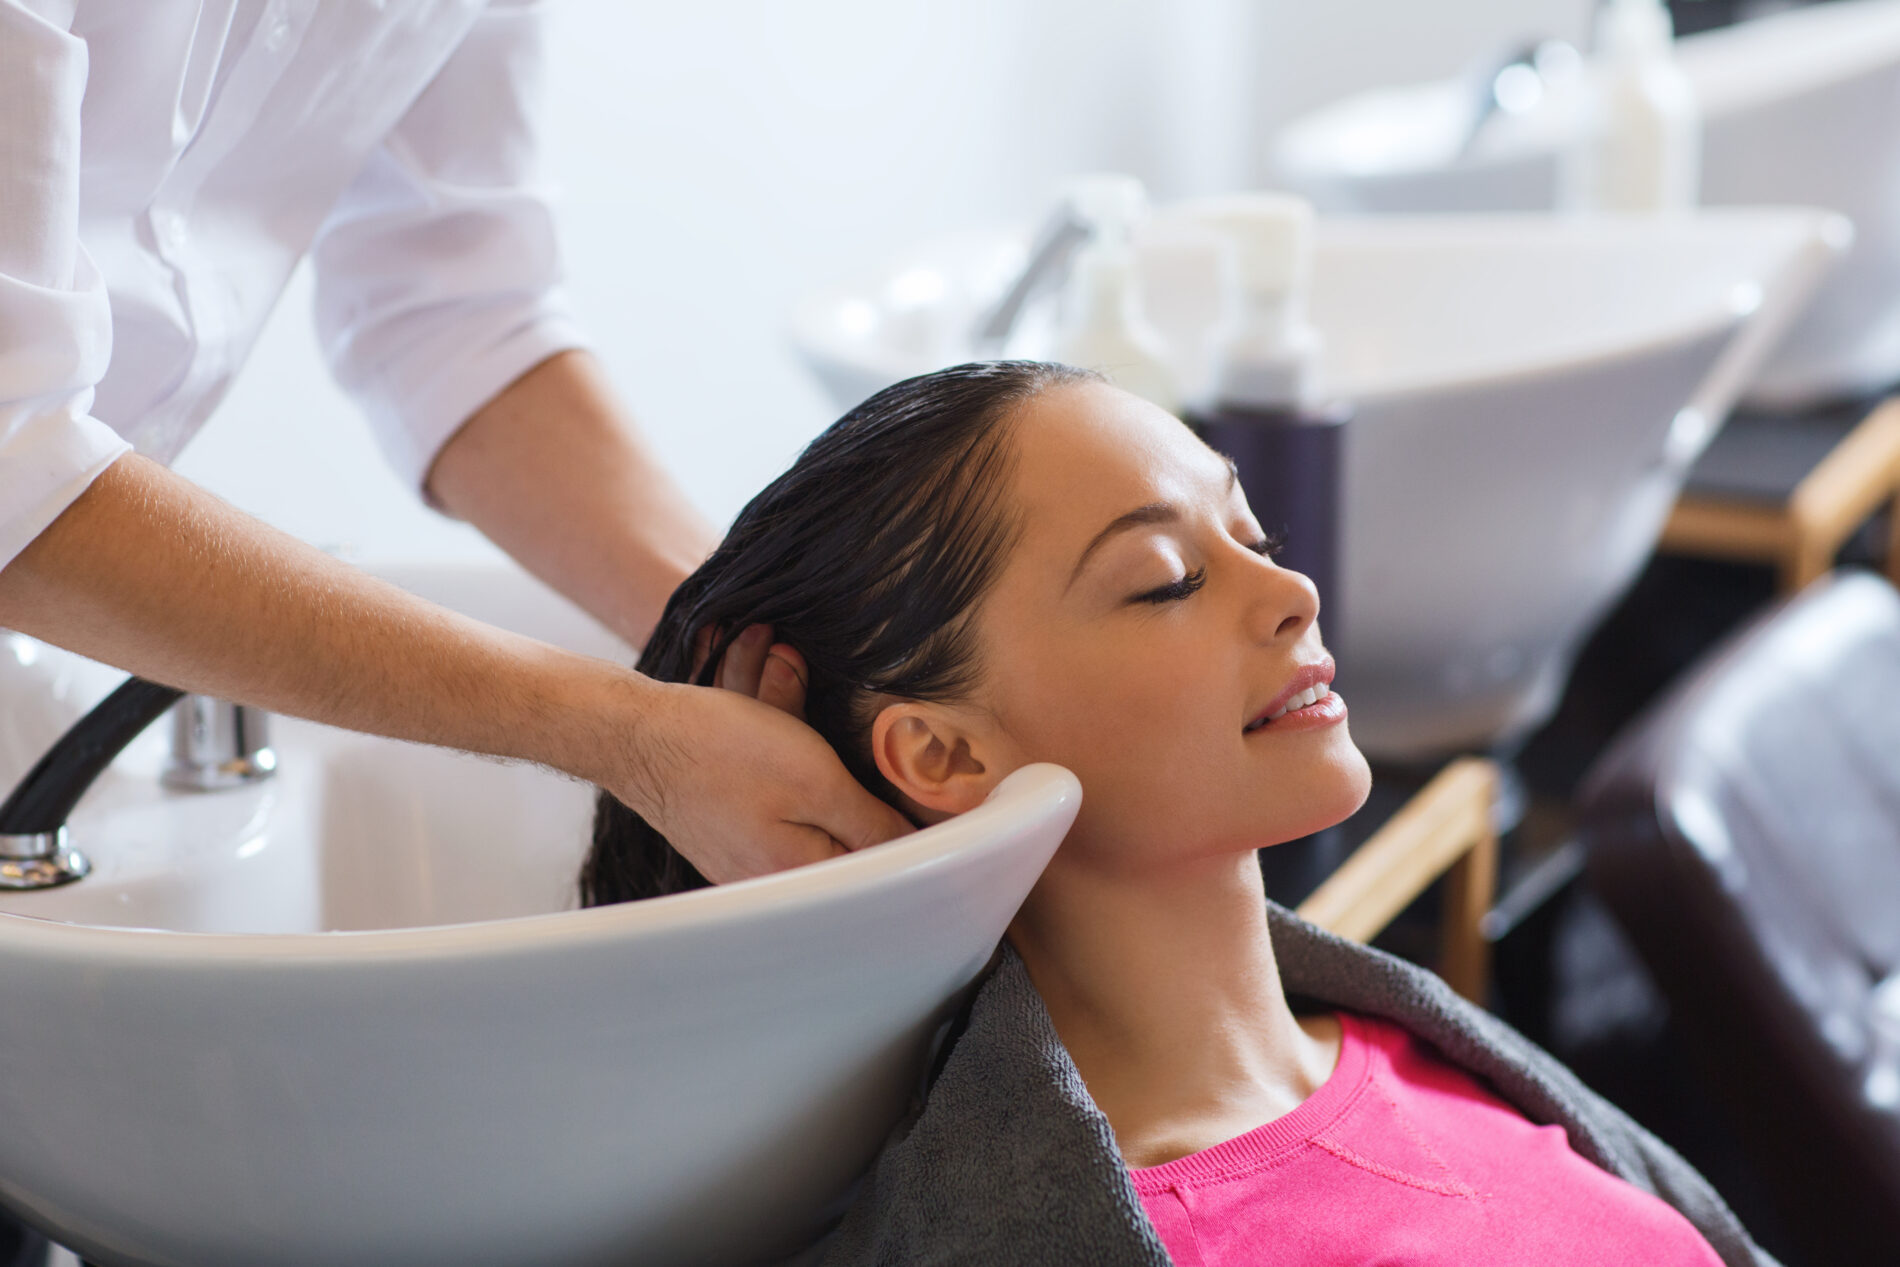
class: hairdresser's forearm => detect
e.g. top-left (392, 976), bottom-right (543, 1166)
top-left (426, 349), bottom-right (716, 649)
top-left (0, 454), bottom-right (652, 784)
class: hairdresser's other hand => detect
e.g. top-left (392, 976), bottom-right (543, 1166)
top-left (697, 623), bottom-right (809, 720)
top-left (618, 629), bottom-right (912, 884)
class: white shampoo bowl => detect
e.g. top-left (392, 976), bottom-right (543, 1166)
top-left (1271, 0), bottom-right (1900, 404)
top-left (0, 565), bottom-right (1079, 1267)
top-left (789, 207), bottom-right (1844, 759)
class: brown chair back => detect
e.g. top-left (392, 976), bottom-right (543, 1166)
top-left (1581, 569), bottom-right (1900, 1257)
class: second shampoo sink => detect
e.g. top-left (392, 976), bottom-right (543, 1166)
top-left (790, 205), bottom-right (1846, 760)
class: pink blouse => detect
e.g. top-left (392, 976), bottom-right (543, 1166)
top-left (1129, 1011), bottom-right (1726, 1265)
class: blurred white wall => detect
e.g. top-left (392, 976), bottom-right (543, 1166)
top-left (174, 0), bottom-right (1589, 564)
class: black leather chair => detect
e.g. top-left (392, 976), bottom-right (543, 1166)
top-left (1579, 569), bottom-right (1900, 1259)
top-left (0, 1217), bottom-right (45, 1267)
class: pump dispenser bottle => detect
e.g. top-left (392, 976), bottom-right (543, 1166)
top-left (1560, 0), bottom-right (1700, 212)
top-left (1185, 194), bottom-right (1348, 643)
top-left (1050, 176), bottom-right (1181, 415)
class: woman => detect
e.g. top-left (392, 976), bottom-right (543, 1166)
top-left (583, 362), bottom-right (1771, 1266)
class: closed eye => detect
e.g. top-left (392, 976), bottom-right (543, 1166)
top-left (1133, 567), bottom-right (1207, 605)
top-left (1132, 534), bottom-right (1280, 605)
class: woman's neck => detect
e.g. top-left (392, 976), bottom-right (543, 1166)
top-left (1008, 849), bottom-right (1341, 1168)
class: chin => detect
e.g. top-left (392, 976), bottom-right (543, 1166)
top-left (1265, 734), bottom-right (1373, 844)
top-left (1328, 728), bottom-right (1375, 817)
top-left (1335, 747), bottom-right (1375, 822)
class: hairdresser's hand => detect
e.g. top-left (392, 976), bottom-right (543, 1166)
top-left (615, 625), bottom-right (912, 883)
top-left (697, 623), bottom-right (809, 719)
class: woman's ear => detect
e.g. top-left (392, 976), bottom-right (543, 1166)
top-left (871, 702), bottom-right (1001, 820)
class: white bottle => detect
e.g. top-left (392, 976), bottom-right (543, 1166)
top-left (1193, 193), bottom-right (1324, 411)
top-left (1050, 176), bottom-right (1181, 415)
top-left (1560, 0), bottom-right (1701, 213)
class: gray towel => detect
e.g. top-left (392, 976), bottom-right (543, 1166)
top-left (817, 900), bottom-right (1778, 1267)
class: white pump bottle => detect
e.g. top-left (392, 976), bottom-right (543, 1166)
top-left (1561, 0), bottom-right (1701, 213)
top-left (1049, 175), bottom-right (1181, 415)
top-left (1196, 194), bottom-right (1324, 411)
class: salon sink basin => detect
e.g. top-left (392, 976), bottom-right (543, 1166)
top-left (788, 206), bottom-right (1845, 760)
top-left (0, 566), bottom-right (1079, 1267)
top-left (1270, 0), bottom-right (1900, 405)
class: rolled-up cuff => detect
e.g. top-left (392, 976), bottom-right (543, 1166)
top-left (360, 298), bottom-right (590, 504)
top-left (0, 400), bottom-right (132, 573)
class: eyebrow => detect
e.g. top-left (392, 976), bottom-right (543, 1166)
top-left (1065, 458), bottom-right (1240, 592)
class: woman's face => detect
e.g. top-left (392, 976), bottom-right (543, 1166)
top-left (905, 380), bottom-right (1371, 872)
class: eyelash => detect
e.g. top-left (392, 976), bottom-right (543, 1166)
top-left (1136, 568), bottom-right (1207, 605)
top-left (1133, 537), bottom-right (1282, 604)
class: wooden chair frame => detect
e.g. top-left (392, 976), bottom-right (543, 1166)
top-left (1295, 757), bottom-right (1500, 1002)
top-left (1660, 396), bottom-right (1900, 593)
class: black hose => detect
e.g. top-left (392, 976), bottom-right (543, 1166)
top-left (0, 676), bottom-right (185, 835)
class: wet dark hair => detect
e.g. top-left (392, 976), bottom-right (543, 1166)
top-left (579, 360), bottom-right (1098, 907)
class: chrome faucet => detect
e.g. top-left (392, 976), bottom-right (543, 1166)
top-left (969, 200), bottom-right (1092, 355)
top-left (969, 174), bottom-right (1150, 355)
top-left (163, 694), bottom-right (276, 791)
top-left (0, 681), bottom-right (274, 890)
top-left (1457, 38), bottom-right (1582, 159)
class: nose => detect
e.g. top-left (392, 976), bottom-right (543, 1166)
top-left (1242, 554), bottom-right (1320, 644)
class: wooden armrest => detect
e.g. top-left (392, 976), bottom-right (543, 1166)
top-left (1788, 396), bottom-right (1900, 544)
top-left (1296, 757), bottom-right (1501, 1001)
top-left (1663, 395), bottom-right (1900, 592)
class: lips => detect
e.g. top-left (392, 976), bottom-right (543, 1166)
top-left (1244, 658), bottom-right (1338, 733)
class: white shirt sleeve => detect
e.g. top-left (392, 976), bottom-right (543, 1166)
top-left (311, 0), bottom-right (590, 497)
top-left (0, 0), bottom-right (134, 573)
